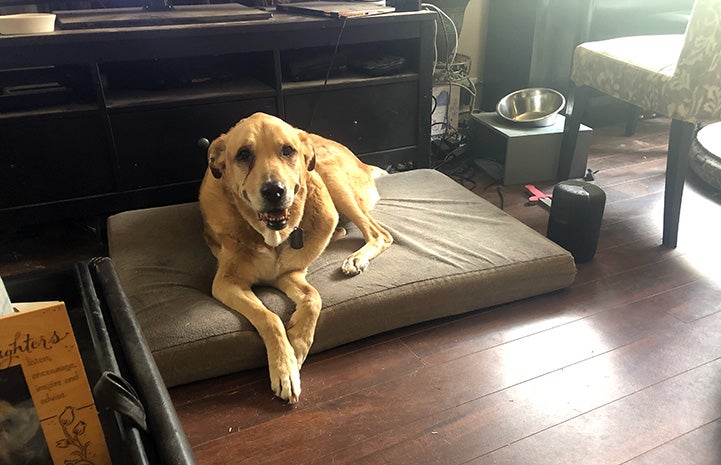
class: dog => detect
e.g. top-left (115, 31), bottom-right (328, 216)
top-left (199, 112), bottom-right (393, 403)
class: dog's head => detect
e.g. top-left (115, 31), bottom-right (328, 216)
top-left (207, 113), bottom-right (316, 231)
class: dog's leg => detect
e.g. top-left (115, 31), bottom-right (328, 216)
top-left (275, 271), bottom-right (322, 367)
top-left (333, 193), bottom-right (393, 276)
top-left (342, 215), bottom-right (392, 275)
top-left (212, 276), bottom-right (301, 403)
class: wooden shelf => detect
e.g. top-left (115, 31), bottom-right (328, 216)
top-left (105, 77), bottom-right (276, 110)
top-left (281, 71), bottom-right (418, 94)
top-left (0, 103), bottom-right (101, 120)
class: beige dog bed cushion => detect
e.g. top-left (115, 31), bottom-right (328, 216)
top-left (108, 169), bottom-right (576, 387)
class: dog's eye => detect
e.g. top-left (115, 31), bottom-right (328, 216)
top-left (281, 145), bottom-right (295, 158)
top-left (236, 148), bottom-right (252, 162)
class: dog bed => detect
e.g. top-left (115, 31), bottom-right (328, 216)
top-left (108, 169), bottom-right (576, 387)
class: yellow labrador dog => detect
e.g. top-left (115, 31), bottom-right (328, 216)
top-left (199, 112), bottom-right (392, 403)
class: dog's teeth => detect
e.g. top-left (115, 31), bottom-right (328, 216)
top-left (258, 210), bottom-right (289, 223)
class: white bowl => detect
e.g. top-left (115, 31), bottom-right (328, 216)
top-left (0, 13), bottom-right (56, 35)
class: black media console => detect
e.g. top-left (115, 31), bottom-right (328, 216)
top-left (0, 10), bottom-right (434, 225)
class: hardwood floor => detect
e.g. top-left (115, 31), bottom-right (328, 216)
top-left (3, 117), bottom-right (721, 464)
top-left (0, 216), bottom-right (106, 276)
top-left (168, 118), bottom-right (721, 465)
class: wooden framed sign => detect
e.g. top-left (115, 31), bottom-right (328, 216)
top-left (0, 301), bottom-right (112, 465)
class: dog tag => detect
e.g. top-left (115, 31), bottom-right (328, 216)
top-left (290, 227), bottom-right (304, 249)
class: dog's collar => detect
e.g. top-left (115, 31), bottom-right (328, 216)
top-left (289, 227), bottom-right (304, 249)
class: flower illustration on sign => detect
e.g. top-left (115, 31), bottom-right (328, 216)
top-left (56, 406), bottom-right (96, 465)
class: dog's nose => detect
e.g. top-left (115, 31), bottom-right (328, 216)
top-left (260, 181), bottom-right (286, 202)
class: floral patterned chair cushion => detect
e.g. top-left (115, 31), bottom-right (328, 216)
top-left (570, 0), bottom-right (721, 124)
top-left (570, 35), bottom-right (684, 117)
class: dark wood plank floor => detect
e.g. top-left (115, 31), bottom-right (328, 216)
top-left (168, 118), bottom-right (721, 465)
top-left (3, 117), bottom-right (721, 464)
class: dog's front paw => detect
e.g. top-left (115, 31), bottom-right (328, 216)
top-left (287, 325), bottom-right (313, 367)
top-left (342, 254), bottom-right (369, 276)
top-left (268, 355), bottom-right (301, 404)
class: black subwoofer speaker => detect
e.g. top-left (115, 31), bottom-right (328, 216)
top-left (547, 181), bottom-right (606, 263)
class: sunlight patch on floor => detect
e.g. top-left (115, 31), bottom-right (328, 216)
top-left (498, 320), bottom-right (610, 387)
top-left (677, 188), bottom-right (721, 285)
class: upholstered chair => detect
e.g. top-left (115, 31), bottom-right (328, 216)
top-left (558, 0), bottom-right (721, 248)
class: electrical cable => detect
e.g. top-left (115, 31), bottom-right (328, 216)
top-left (422, 3), bottom-right (458, 68)
top-left (435, 155), bottom-right (477, 190)
top-left (423, 2), bottom-right (454, 140)
top-left (496, 186), bottom-right (504, 210)
top-left (422, 1), bottom-right (478, 146)
top-left (430, 15), bottom-right (438, 73)
top-left (307, 16), bottom-right (348, 133)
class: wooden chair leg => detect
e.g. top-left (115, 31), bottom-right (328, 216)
top-left (558, 85), bottom-right (590, 180)
top-left (663, 119), bottom-right (695, 248)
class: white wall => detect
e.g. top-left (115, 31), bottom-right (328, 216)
top-left (456, 0), bottom-right (488, 103)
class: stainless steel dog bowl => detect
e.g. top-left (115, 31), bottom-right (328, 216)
top-left (496, 88), bottom-right (566, 127)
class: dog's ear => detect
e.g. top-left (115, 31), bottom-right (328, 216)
top-left (298, 131), bottom-right (316, 172)
top-left (208, 137), bottom-right (227, 179)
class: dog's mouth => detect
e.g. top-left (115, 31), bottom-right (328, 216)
top-left (258, 209), bottom-right (289, 230)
